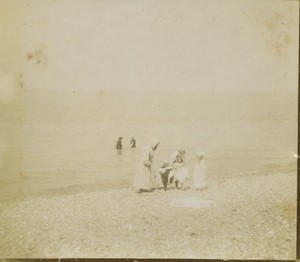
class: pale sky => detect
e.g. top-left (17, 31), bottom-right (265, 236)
top-left (0, 0), bottom-right (299, 97)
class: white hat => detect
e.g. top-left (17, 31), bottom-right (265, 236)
top-left (196, 152), bottom-right (205, 158)
top-left (150, 137), bottom-right (160, 149)
top-left (178, 148), bottom-right (185, 154)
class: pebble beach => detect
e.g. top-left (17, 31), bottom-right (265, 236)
top-left (0, 171), bottom-right (296, 260)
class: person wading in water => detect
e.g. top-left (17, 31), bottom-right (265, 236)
top-left (116, 137), bottom-right (123, 155)
top-left (130, 135), bottom-right (136, 148)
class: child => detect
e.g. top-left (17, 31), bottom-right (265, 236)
top-left (193, 152), bottom-right (207, 190)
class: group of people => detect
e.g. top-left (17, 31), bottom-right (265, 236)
top-left (133, 138), bottom-right (207, 193)
top-left (116, 135), bottom-right (136, 151)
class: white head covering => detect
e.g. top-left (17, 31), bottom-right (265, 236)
top-left (196, 151), bottom-right (205, 158)
top-left (150, 137), bottom-right (160, 149)
top-left (178, 149), bottom-right (185, 155)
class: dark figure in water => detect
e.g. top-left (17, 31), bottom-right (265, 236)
top-left (130, 135), bottom-right (136, 148)
top-left (116, 137), bottom-right (123, 150)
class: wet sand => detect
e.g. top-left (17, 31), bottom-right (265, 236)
top-left (0, 171), bottom-right (296, 259)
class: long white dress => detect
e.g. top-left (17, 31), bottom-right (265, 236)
top-left (193, 159), bottom-right (207, 190)
top-left (155, 168), bottom-right (163, 187)
top-left (175, 166), bottom-right (189, 184)
top-left (133, 138), bottom-right (159, 191)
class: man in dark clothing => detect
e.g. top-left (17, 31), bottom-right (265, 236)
top-left (130, 135), bottom-right (136, 148)
top-left (157, 161), bottom-right (173, 191)
top-left (116, 137), bottom-right (123, 150)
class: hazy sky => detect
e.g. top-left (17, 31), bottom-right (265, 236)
top-left (0, 0), bottom-right (299, 97)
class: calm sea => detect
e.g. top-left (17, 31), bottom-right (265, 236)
top-left (0, 120), bottom-right (297, 201)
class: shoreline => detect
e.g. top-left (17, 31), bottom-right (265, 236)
top-left (0, 164), bottom-right (296, 203)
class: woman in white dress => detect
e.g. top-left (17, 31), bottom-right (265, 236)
top-left (193, 152), bottom-right (207, 190)
top-left (169, 149), bottom-right (189, 189)
top-left (133, 138), bottom-right (159, 192)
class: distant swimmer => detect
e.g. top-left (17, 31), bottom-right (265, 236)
top-left (116, 137), bottom-right (123, 150)
top-left (130, 135), bottom-right (136, 148)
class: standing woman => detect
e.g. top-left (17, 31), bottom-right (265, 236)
top-left (133, 138), bottom-right (160, 192)
top-left (193, 152), bottom-right (207, 190)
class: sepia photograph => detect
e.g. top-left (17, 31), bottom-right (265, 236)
top-left (0, 0), bottom-right (298, 260)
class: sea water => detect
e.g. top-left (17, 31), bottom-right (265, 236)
top-left (0, 119), bottom-right (296, 201)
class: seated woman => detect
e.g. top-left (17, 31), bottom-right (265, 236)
top-left (169, 149), bottom-right (189, 189)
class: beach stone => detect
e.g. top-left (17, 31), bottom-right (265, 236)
top-left (170, 197), bottom-right (212, 208)
top-left (0, 172), bottom-right (296, 259)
